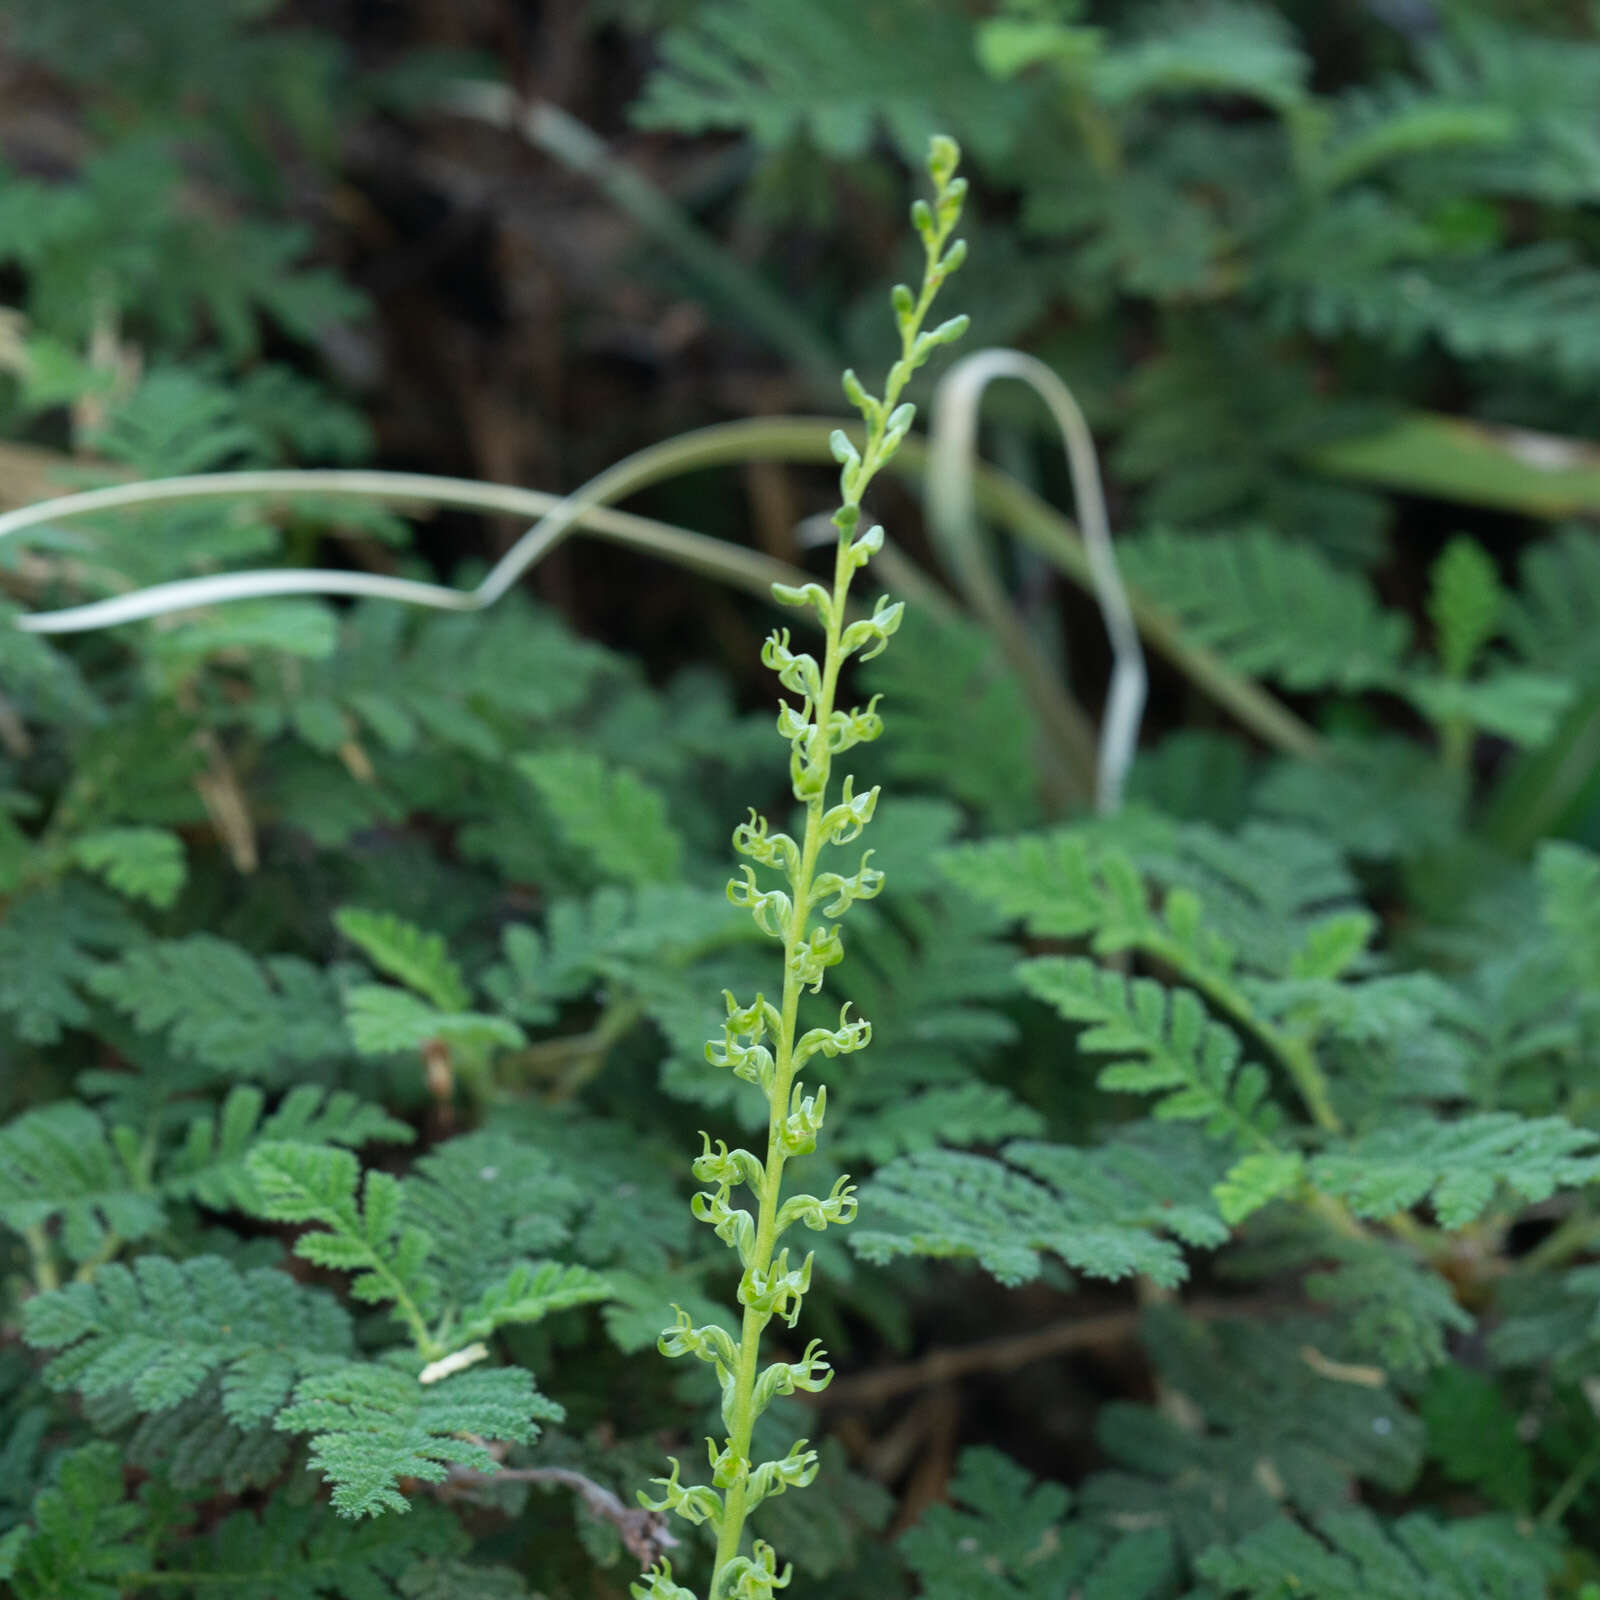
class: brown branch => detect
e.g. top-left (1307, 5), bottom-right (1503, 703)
top-left (443, 1463), bottom-right (678, 1568)
top-left (814, 1296), bottom-right (1278, 1411)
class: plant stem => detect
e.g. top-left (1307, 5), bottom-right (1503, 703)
top-left (23, 1224), bottom-right (59, 1292)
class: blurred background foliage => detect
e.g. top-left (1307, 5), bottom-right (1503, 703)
top-left (7, 1), bottom-right (1600, 1597)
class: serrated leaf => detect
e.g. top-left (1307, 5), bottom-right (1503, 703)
top-left (0, 1102), bottom-right (163, 1263)
top-left (276, 1362), bottom-right (559, 1518)
top-left (853, 1126), bottom-right (1230, 1289)
top-left (515, 750), bottom-right (684, 886)
top-left (343, 985), bottom-right (525, 1058)
top-left (24, 1255), bottom-right (351, 1426)
top-left (68, 828), bottom-right (186, 908)
top-left (163, 1084), bottom-right (412, 1213)
top-left (334, 907), bottom-right (470, 1011)
top-left (1214, 1151), bottom-right (1305, 1226)
top-left (1310, 1112), bottom-right (1600, 1229)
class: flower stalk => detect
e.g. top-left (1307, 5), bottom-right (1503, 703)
top-left (634, 137), bottom-right (970, 1600)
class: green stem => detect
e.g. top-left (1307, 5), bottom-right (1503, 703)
top-left (712, 532), bottom-right (851, 1588)
top-left (23, 1224), bottom-right (59, 1292)
top-left (1143, 931), bottom-right (1344, 1137)
top-left (1541, 1438), bottom-right (1600, 1529)
top-left (704, 161), bottom-right (964, 1598)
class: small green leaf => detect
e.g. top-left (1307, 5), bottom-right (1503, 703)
top-left (69, 828), bottom-right (186, 908)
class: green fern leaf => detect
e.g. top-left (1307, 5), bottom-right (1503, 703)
top-left (0, 885), bottom-right (138, 1045)
top-left (860, 609), bottom-right (1042, 830)
top-left (343, 985), bottom-right (525, 1059)
top-left (106, 1378), bottom-right (294, 1496)
top-left (486, 884), bottom-right (750, 1027)
top-left (1020, 958), bottom-right (1276, 1146)
top-left (1116, 528), bottom-right (1410, 692)
top-left (401, 1131), bottom-right (585, 1308)
top-left (88, 936), bottom-right (347, 1079)
top-left (1505, 524), bottom-right (1600, 683)
top-left (24, 1255), bottom-right (352, 1425)
top-left (899, 1446), bottom-right (1173, 1600)
top-left (836, 1082), bottom-right (1043, 1166)
top-left (1536, 839), bottom-right (1600, 990)
top-left (1403, 669), bottom-right (1572, 748)
top-left (1092, 1), bottom-right (1307, 112)
top-left (1195, 1506), bottom-right (1555, 1599)
top-left (852, 1125), bottom-right (1230, 1289)
top-left (633, 0), bottom-right (1015, 160)
top-left (458, 1260), bottom-right (613, 1342)
top-left (334, 907), bottom-right (471, 1011)
top-left (0, 1103), bottom-right (163, 1263)
top-left (1255, 738), bottom-right (1464, 863)
top-left (276, 1361), bottom-right (560, 1518)
top-left (1299, 1231), bottom-right (1473, 1373)
top-left (1310, 1112), bottom-right (1600, 1228)
top-left (515, 750), bottom-right (684, 887)
top-left (0, 603), bottom-right (101, 728)
top-left (243, 1142), bottom-right (440, 1336)
top-left (1428, 537), bottom-right (1503, 679)
top-left (1276, 238), bottom-right (1600, 385)
top-left (164, 1085), bottom-right (413, 1213)
top-left (1419, 1366), bottom-right (1532, 1513)
top-left (0, 1442), bottom-right (150, 1600)
top-left (177, 1497), bottom-right (466, 1599)
top-left (66, 827), bottom-right (186, 909)
top-left (1315, 86), bottom-right (1516, 189)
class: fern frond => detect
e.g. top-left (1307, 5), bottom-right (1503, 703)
top-left (402, 1131), bottom-right (584, 1307)
top-left (899, 1446), bottom-right (1171, 1600)
top-left (1021, 958), bottom-right (1276, 1147)
top-left (633, 0), bottom-right (1014, 159)
top-left (1150, 821), bottom-right (1365, 979)
top-left (0, 885), bottom-right (138, 1046)
top-left (1275, 240), bottom-right (1600, 385)
top-left (852, 1124), bottom-right (1230, 1288)
top-left (1115, 528), bottom-right (1410, 692)
top-left (1195, 1505), bottom-right (1555, 1599)
top-left (1506, 524), bottom-right (1600, 683)
top-left (1428, 537), bottom-right (1503, 681)
top-left (0, 603), bottom-right (102, 728)
top-left (343, 985), bottom-right (525, 1060)
top-left (1536, 838), bottom-right (1600, 990)
top-left (515, 751), bottom-right (685, 888)
top-left (243, 595), bottom-right (622, 767)
top-left (1311, 1112), bottom-right (1600, 1229)
top-left (1255, 738), bottom-right (1464, 862)
top-left (276, 1361), bottom-right (560, 1518)
top-left (1092, 1), bottom-right (1308, 112)
top-left (24, 1255), bottom-right (352, 1425)
top-left (1300, 1232), bottom-right (1473, 1373)
top-left (486, 884), bottom-right (750, 1027)
top-left (243, 1142), bottom-right (440, 1349)
top-left (1402, 669), bottom-right (1572, 749)
top-left (164, 1085), bottom-right (413, 1213)
top-left (0, 1442), bottom-right (150, 1600)
top-left (66, 827), bottom-right (186, 909)
top-left (88, 937), bottom-right (347, 1079)
top-left (176, 1497), bottom-right (467, 1599)
top-left (334, 908), bottom-right (471, 1012)
top-left (836, 1082), bottom-right (1043, 1166)
top-left (1417, 19), bottom-right (1600, 204)
top-left (859, 609), bottom-right (1042, 830)
top-left (457, 1260), bottom-right (613, 1344)
top-left (1313, 80), bottom-right (1515, 189)
top-left (107, 1378), bottom-right (293, 1495)
top-left (0, 1102), bottom-right (163, 1263)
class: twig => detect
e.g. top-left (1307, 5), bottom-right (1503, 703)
top-left (444, 1464), bottom-right (679, 1567)
top-left (814, 1299), bottom-right (1259, 1410)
